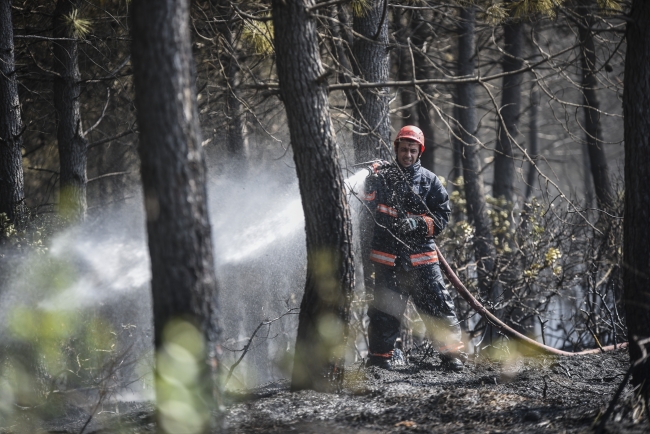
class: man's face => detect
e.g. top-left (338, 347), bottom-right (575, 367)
top-left (396, 140), bottom-right (420, 167)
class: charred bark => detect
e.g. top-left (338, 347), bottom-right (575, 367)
top-left (53, 0), bottom-right (88, 221)
top-left (272, 0), bottom-right (355, 392)
top-left (622, 0), bottom-right (650, 402)
top-left (578, 0), bottom-right (613, 211)
top-left (493, 13), bottom-right (522, 204)
top-left (352, 0), bottom-right (391, 162)
top-left (0, 0), bottom-right (26, 226)
top-left (456, 6), bottom-right (497, 304)
top-left (131, 0), bottom-right (222, 424)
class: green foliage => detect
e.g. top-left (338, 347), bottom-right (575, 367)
top-left (156, 320), bottom-right (211, 434)
top-left (62, 8), bottom-right (92, 39)
top-left (438, 178), bottom-right (625, 350)
top-left (241, 18), bottom-right (274, 56)
top-left (511, 0), bottom-right (565, 19)
top-left (0, 212), bottom-right (55, 255)
top-left (597, 0), bottom-right (622, 14)
top-left (485, 3), bottom-right (509, 25)
top-left (0, 224), bottom-right (137, 430)
top-left (350, 0), bottom-right (372, 17)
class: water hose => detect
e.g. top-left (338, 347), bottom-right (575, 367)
top-left (435, 246), bottom-right (627, 356)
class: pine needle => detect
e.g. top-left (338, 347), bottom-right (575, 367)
top-left (242, 18), bottom-right (274, 56)
top-left (351, 0), bottom-right (372, 18)
top-left (485, 3), bottom-right (508, 26)
top-left (63, 9), bottom-right (92, 39)
top-left (597, 0), bottom-right (622, 15)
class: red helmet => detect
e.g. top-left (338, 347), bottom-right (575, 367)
top-left (394, 125), bottom-right (425, 154)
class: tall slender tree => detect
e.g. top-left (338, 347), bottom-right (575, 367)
top-left (212, 0), bottom-right (248, 173)
top-left (0, 0), bottom-right (26, 226)
top-left (272, 0), bottom-right (355, 391)
top-left (622, 0), bottom-right (650, 404)
top-left (456, 6), bottom-right (498, 308)
top-left (493, 7), bottom-right (523, 205)
top-left (53, 0), bottom-right (88, 221)
top-left (577, 0), bottom-right (613, 210)
top-left (410, 10), bottom-right (436, 172)
top-left (352, 0), bottom-right (391, 162)
top-left (524, 86), bottom-right (539, 201)
top-left (131, 0), bottom-right (222, 426)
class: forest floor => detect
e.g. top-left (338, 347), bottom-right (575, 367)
top-left (6, 347), bottom-right (649, 434)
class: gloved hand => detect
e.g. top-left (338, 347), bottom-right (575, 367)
top-left (397, 217), bottom-right (419, 235)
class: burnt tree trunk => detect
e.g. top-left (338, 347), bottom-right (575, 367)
top-left (272, 0), bottom-right (355, 392)
top-left (0, 0), bottom-right (26, 226)
top-left (131, 0), bottom-right (222, 425)
top-left (352, 0), bottom-right (391, 162)
top-left (622, 0), bottom-right (650, 402)
top-left (493, 13), bottom-right (522, 204)
top-left (578, 0), bottom-right (613, 210)
top-left (213, 0), bottom-right (248, 173)
top-left (53, 0), bottom-right (87, 221)
top-left (456, 6), bottom-right (497, 304)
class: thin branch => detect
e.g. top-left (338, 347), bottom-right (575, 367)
top-left (247, 42), bottom-right (579, 91)
top-left (306, 0), bottom-right (346, 13)
top-left (27, 167), bottom-right (58, 175)
top-left (224, 308), bottom-right (299, 386)
top-left (14, 35), bottom-right (80, 42)
top-left (84, 88), bottom-right (111, 136)
top-left (88, 129), bottom-right (136, 149)
top-left (88, 171), bottom-right (131, 183)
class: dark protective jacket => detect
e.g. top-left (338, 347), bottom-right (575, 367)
top-left (362, 160), bottom-right (451, 269)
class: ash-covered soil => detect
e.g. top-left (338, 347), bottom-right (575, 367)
top-left (5, 348), bottom-right (648, 433)
top-left (225, 348), bottom-right (647, 434)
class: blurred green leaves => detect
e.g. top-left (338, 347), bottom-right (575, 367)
top-left (156, 320), bottom-right (210, 434)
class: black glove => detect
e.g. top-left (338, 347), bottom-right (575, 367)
top-left (397, 217), bottom-right (420, 235)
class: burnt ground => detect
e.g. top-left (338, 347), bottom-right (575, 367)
top-left (4, 348), bottom-right (649, 433)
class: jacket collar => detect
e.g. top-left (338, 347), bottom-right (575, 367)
top-left (397, 160), bottom-right (421, 177)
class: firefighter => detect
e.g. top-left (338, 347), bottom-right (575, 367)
top-left (361, 125), bottom-right (464, 371)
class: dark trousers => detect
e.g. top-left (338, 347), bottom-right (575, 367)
top-left (368, 263), bottom-right (462, 355)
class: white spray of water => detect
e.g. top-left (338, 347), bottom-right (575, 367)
top-left (213, 169), bottom-right (369, 265)
top-left (38, 230), bottom-right (150, 311)
top-left (0, 167), bottom-right (372, 391)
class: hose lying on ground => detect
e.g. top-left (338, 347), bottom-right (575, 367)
top-left (435, 246), bottom-right (627, 356)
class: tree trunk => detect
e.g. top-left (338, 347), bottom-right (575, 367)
top-left (524, 85), bottom-right (539, 201)
top-left (352, 0), bottom-right (391, 162)
top-left (493, 14), bottom-right (522, 204)
top-left (578, 0), bottom-right (613, 211)
top-left (272, 0), bottom-right (355, 392)
top-left (396, 14), bottom-right (417, 127)
top-left (329, 5), bottom-right (356, 107)
top-left (53, 0), bottom-right (88, 221)
top-left (213, 0), bottom-right (248, 174)
top-left (0, 0), bottom-right (26, 226)
top-left (131, 0), bottom-right (222, 428)
top-left (456, 6), bottom-right (497, 303)
top-left (411, 10), bottom-right (435, 172)
top-left (622, 0), bottom-right (650, 402)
